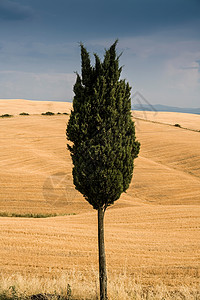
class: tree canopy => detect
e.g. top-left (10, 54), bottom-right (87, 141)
top-left (67, 40), bottom-right (140, 210)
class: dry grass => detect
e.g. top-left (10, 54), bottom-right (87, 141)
top-left (0, 272), bottom-right (199, 299)
top-left (0, 99), bottom-right (200, 298)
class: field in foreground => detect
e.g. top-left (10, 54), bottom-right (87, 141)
top-left (1, 272), bottom-right (199, 299)
top-left (0, 99), bottom-right (200, 298)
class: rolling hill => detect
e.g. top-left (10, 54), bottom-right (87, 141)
top-left (0, 99), bottom-right (199, 292)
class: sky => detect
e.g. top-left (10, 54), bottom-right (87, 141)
top-left (0, 0), bottom-right (200, 108)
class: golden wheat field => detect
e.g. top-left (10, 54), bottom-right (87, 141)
top-left (0, 99), bottom-right (200, 299)
top-left (132, 110), bottom-right (200, 131)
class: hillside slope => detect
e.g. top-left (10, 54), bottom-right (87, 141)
top-left (132, 110), bottom-right (200, 131)
top-left (0, 100), bottom-right (200, 287)
top-left (0, 99), bottom-right (72, 115)
top-left (0, 102), bottom-right (199, 214)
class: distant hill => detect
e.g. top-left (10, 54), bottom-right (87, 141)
top-left (132, 104), bottom-right (200, 115)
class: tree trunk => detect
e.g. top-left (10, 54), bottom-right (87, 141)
top-left (98, 207), bottom-right (108, 300)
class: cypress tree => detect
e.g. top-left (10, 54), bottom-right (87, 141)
top-left (66, 40), bottom-right (140, 300)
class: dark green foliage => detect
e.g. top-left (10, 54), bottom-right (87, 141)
top-left (0, 114), bottom-right (13, 118)
top-left (67, 40), bottom-right (140, 210)
top-left (66, 284), bottom-right (72, 299)
top-left (41, 111), bottom-right (55, 115)
top-left (0, 212), bottom-right (75, 218)
top-left (19, 112), bottom-right (29, 115)
top-left (0, 285), bottom-right (18, 300)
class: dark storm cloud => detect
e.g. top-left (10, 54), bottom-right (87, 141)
top-left (0, 0), bottom-right (34, 21)
top-left (19, 0), bottom-right (200, 38)
top-left (1, 0), bottom-right (199, 40)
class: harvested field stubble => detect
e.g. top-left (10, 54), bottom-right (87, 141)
top-left (0, 100), bottom-right (200, 299)
top-left (0, 205), bottom-right (199, 287)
